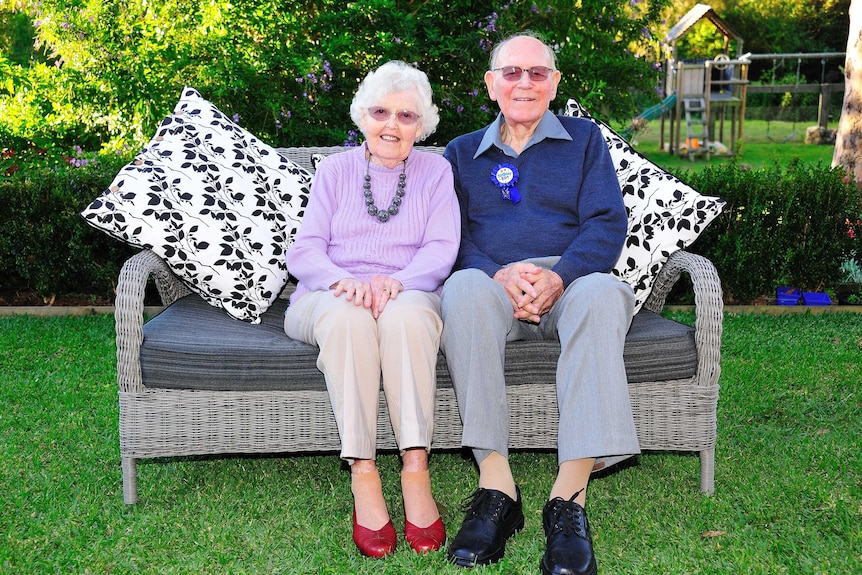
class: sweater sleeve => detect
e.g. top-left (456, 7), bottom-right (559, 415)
top-left (444, 136), bottom-right (506, 279)
top-left (390, 157), bottom-right (461, 291)
top-left (284, 159), bottom-right (354, 291)
top-left (550, 123), bottom-right (626, 286)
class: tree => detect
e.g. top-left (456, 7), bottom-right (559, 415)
top-left (833, 0), bottom-right (862, 186)
top-left (1, 0), bottom-right (670, 158)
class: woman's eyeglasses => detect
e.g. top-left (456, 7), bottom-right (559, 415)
top-left (492, 66), bottom-right (555, 82)
top-left (367, 107), bottom-right (421, 125)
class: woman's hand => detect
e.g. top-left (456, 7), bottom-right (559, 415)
top-left (330, 276), bottom-right (403, 318)
top-left (369, 275), bottom-right (403, 319)
top-left (331, 278), bottom-right (373, 309)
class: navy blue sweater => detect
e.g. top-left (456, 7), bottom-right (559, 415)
top-left (443, 115), bottom-right (626, 288)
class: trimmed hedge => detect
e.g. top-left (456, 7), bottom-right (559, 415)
top-left (0, 157), bottom-right (136, 299)
top-left (681, 160), bottom-right (862, 304)
top-left (1, 158), bottom-right (860, 304)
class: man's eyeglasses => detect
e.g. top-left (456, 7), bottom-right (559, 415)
top-left (367, 107), bottom-right (421, 125)
top-left (491, 66), bottom-right (555, 82)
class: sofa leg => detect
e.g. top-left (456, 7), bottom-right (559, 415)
top-left (122, 456), bottom-right (138, 504)
top-left (699, 447), bottom-right (715, 495)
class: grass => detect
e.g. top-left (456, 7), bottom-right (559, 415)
top-left (1, 311), bottom-right (860, 574)
top-left (626, 118), bottom-right (836, 173)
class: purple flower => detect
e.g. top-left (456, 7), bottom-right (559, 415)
top-left (232, 113), bottom-right (241, 123)
top-left (342, 129), bottom-right (360, 146)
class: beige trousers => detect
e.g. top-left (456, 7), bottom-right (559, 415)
top-left (284, 290), bottom-right (442, 462)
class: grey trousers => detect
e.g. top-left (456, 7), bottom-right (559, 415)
top-left (440, 258), bottom-right (641, 465)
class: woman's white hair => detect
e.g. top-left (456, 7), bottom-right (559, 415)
top-left (350, 60), bottom-right (440, 142)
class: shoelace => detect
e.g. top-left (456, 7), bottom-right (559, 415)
top-left (547, 488), bottom-right (587, 539)
top-left (459, 488), bottom-right (503, 520)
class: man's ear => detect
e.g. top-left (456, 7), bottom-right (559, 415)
top-left (549, 70), bottom-right (562, 102)
top-left (484, 70), bottom-right (498, 101)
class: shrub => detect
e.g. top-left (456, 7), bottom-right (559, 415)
top-left (2, 155), bottom-right (860, 305)
top-left (1, 0), bottom-right (670, 155)
top-left (682, 160), bottom-right (862, 303)
top-left (0, 154), bottom-right (137, 299)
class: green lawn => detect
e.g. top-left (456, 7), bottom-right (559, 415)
top-left (626, 118), bottom-right (836, 173)
top-left (1, 312), bottom-right (860, 573)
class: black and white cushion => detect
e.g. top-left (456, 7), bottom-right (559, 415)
top-left (82, 87), bottom-right (310, 323)
top-left (564, 98), bottom-right (725, 313)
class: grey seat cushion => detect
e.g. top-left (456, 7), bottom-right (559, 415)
top-left (141, 294), bottom-right (697, 391)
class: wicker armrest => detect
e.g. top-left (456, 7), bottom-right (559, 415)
top-left (115, 250), bottom-right (190, 393)
top-left (642, 250), bottom-right (723, 388)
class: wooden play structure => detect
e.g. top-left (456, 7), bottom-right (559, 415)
top-left (660, 4), bottom-right (750, 160)
top-left (657, 4), bottom-right (844, 160)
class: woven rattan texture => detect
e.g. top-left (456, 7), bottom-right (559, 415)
top-left (114, 146), bottom-right (723, 504)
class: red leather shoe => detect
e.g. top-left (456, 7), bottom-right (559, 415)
top-left (352, 509), bottom-right (397, 558)
top-left (405, 515), bottom-right (446, 554)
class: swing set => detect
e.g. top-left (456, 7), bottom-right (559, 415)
top-left (744, 53), bottom-right (845, 145)
top-left (658, 4), bottom-right (844, 159)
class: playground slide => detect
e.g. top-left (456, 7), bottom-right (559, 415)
top-left (621, 94), bottom-right (677, 140)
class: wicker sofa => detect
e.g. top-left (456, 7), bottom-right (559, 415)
top-left (114, 145), bottom-right (723, 505)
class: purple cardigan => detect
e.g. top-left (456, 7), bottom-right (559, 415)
top-left (286, 145), bottom-right (461, 303)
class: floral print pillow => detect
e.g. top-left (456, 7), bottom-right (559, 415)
top-left (81, 87), bottom-right (310, 323)
top-left (564, 98), bottom-right (726, 313)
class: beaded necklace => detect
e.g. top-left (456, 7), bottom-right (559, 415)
top-left (364, 151), bottom-right (406, 223)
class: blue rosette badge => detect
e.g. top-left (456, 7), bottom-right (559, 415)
top-left (490, 163), bottom-right (521, 204)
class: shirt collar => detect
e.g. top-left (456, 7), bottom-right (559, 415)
top-left (474, 110), bottom-right (572, 159)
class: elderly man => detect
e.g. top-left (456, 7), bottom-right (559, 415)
top-left (440, 32), bottom-right (640, 575)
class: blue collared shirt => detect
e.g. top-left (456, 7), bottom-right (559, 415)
top-left (473, 110), bottom-right (573, 159)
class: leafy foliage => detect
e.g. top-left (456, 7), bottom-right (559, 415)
top-left (684, 160), bottom-right (862, 303)
top-left (0, 155), bottom-right (136, 298)
top-left (1, 0), bottom-right (857, 302)
top-left (1, 0), bottom-right (670, 159)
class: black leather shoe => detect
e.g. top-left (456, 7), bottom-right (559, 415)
top-left (447, 487), bottom-right (525, 568)
top-left (540, 494), bottom-right (597, 575)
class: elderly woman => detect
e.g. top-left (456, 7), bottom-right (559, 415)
top-left (284, 60), bottom-right (460, 558)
